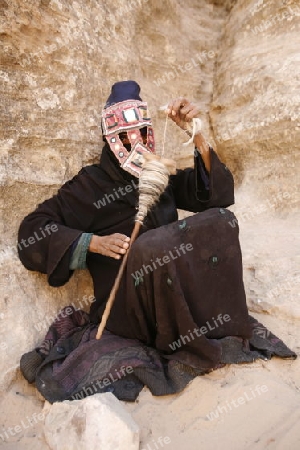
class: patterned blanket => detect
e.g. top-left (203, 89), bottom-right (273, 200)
top-left (20, 306), bottom-right (296, 403)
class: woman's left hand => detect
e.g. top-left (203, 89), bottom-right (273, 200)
top-left (166, 98), bottom-right (200, 130)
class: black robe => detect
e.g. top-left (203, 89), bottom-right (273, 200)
top-left (18, 145), bottom-right (296, 401)
top-left (18, 145), bottom-right (233, 287)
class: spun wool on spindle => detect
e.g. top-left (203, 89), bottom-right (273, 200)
top-left (136, 158), bottom-right (171, 224)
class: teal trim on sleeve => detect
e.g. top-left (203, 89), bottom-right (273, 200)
top-left (69, 233), bottom-right (93, 270)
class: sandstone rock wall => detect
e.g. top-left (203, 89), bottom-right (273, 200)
top-left (211, 0), bottom-right (300, 196)
top-left (209, 0), bottom-right (300, 321)
top-left (0, 0), bottom-right (299, 397)
top-left (0, 0), bottom-right (226, 391)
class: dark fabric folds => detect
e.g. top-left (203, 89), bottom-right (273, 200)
top-left (17, 145), bottom-right (233, 312)
top-left (105, 209), bottom-right (252, 370)
top-left (18, 143), bottom-right (296, 404)
top-left (20, 306), bottom-right (296, 404)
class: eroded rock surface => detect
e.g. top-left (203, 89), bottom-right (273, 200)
top-left (0, 1), bottom-right (299, 449)
top-left (43, 393), bottom-right (139, 450)
top-left (0, 0), bottom-right (226, 391)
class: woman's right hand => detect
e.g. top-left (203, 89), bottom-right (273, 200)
top-left (88, 234), bottom-right (130, 259)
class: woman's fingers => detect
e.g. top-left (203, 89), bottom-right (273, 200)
top-left (181, 104), bottom-right (200, 120)
top-left (100, 234), bottom-right (130, 259)
top-left (89, 234), bottom-right (131, 259)
top-left (166, 98), bottom-right (200, 127)
top-left (167, 97), bottom-right (188, 116)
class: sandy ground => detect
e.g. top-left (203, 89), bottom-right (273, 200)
top-left (0, 217), bottom-right (299, 450)
top-left (126, 312), bottom-right (300, 450)
top-left (1, 315), bottom-right (299, 450)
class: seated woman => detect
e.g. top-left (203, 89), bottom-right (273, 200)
top-left (18, 81), bottom-right (296, 403)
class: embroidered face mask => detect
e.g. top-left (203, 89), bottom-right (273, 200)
top-left (101, 100), bottom-right (156, 177)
